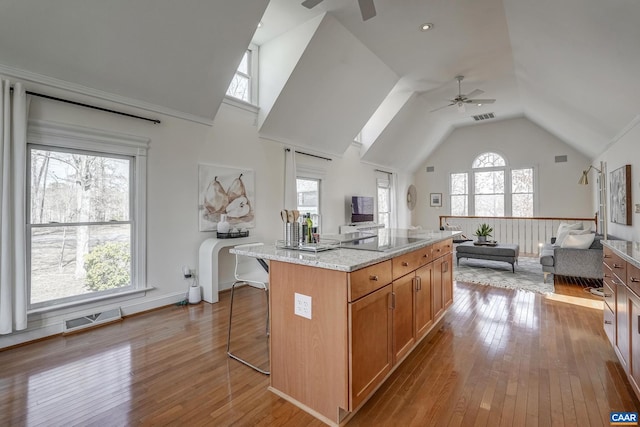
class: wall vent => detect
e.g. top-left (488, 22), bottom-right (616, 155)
top-left (426, 166), bottom-right (435, 172)
top-left (555, 155), bottom-right (568, 163)
top-left (472, 112), bottom-right (495, 121)
top-left (63, 308), bottom-right (122, 334)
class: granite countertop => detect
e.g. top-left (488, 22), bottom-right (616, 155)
top-left (230, 230), bottom-right (460, 272)
top-left (602, 240), bottom-right (640, 270)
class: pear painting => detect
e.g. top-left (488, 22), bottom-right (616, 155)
top-left (199, 166), bottom-right (255, 231)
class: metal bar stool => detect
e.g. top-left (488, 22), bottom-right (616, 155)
top-left (226, 243), bottom-right (270, 375)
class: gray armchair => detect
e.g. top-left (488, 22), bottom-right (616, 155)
top-left (539, 235), bottom-right (603, 283)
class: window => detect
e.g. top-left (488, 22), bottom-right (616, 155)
top-left (511, 168), bottom-right (534, 217)
top-left (27, 122), bottom-right (148, 310)
top-left (450, 173), bottom-right (468, 216)
top-left (377, 178), bottom-right (391, 228)
top-left (225, 46), bottom-right (258, 105)
top-left (296, 177), bottom-right (320, 216)
top-left (449, 152), bottom-right (534, 217)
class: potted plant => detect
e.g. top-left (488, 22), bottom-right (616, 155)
top-left (474, 223), bottom-right (493, 243)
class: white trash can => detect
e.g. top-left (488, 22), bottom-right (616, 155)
top-left (188, 286), bottom-right (202, 304)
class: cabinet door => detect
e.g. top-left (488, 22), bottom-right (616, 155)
top-left (349, 284), bottom-right (393, 410)
top-left (392, 274), bottom-right (415, 363)
top-left (630, 292), bottom-right (640, 393)
top-left (415, 264), bottom-right (433, 338)
top-left (432, 259), bottom-right (444, 320)
top-left (617, 281), bottom-right (629, 369)
top-left (442, 253), bottom-right (453, 309)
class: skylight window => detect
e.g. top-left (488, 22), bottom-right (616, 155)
top-left (226, 45), bottom-right (258, 106)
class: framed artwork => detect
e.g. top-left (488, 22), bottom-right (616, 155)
top-left (430, 193), bottom-right (442, 207)
top-left (198, 164), bottom-right (255, 231)
top-left (610, 164), bottom-right (632, 225)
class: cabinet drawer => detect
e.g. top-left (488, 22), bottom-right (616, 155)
top-left (628, 262), bottom-right (640, 298)
top-left (604, 247), bottom-right (627, 281)
top-left (603, 278), bottom-right (616, 312)
top-left (412, 245), bottom-right (433, 268)
top-left (604, 303), bottom-right (615, 347)
top-left (349, 260), bottom-right (392, 302)
top-left (432, 239), bottom-right (453, 258)
top-left (392, 249), bottom-right (422, 280)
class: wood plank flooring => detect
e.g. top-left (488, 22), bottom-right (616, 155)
top-left (1, 276), bottom-right (638, 426)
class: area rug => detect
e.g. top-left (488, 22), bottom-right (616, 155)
top-left (454, 256), bottom-right (553, 294)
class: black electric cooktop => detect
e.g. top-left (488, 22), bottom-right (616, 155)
top-left (340, 235), bottom-right (424, 252)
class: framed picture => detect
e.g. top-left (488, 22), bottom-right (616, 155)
top-left (198, 164), bottom-right (255, 231)
top-left (610, 164), bottom-right (632, 225)
top-left (430, 193), bottom-right (442, 207)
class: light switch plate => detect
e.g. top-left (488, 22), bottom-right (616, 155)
top-left (294, 292), bottom-right (312, 319)
top-left (635, 203), bottom-right (640, 214)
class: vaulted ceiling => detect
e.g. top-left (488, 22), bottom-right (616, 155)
top-left (1, 0), bottom-right (638, 172)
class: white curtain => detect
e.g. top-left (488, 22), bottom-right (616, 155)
top-left (390, 172), bottom-right (399, 229)
top-left (0, 80), bottom-right (29, 334)
top-left (283, 148), bottom-right (297, 209)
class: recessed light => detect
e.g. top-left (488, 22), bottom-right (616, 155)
top-left (420, 23), bottom-right (434, 32)
top-left (477, 103), bottom-right (482, 107)
top-left (257, 21), bottom-right (263, 28)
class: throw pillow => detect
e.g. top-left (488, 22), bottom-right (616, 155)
top-left (561, 232), bottom-right (596, 249)
top-left (554, 222), bottom-right (583, 247)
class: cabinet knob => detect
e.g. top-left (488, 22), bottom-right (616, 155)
top-left (402, 261), bottom-right (409, 267)
top-left (604, 293), bottom-right (612, 298)
top-left (604, 254), bottom-right (612, 258)
top-left (605, 320), bottom-right (613, 325)
top-left (631, 277), bottom-right (640, 283)
top-left (423, 254), bottom-right (428, 258)
top-left (369, 275), bottom-right (379, 281)
top-left (613, 263), bottom-right (622, 269)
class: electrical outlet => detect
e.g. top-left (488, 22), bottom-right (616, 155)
top-left (635, 204), bottom-right (640, 214)
top-left (294, 292), bottom-right (312, 319)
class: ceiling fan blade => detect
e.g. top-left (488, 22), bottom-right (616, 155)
top-left (302, 0), bottom-right (324, 9)
top-left (465, 89), bottom-right (484, 99)
top-left (429, 103), bottom-right (455, 113)
top-left (358, 0), bottom-right (377, 21)
top-left (467, 99), bottom-right (496, 104)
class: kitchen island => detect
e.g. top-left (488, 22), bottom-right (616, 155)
top-left (231, 230), bottom-right (458, 426)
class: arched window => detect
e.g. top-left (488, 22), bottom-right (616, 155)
top-left (449, 152), bottom-right (534, 217)
top-left (473, 152), bottom-right (506, 216)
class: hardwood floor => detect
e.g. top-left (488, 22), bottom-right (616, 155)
top-left (1, 277), bottom-right (638, 426)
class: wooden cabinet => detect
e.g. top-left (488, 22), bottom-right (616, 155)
top-left (269, 237), bottom-right (455, 424)
top-left (349, 284), bottom-right (393, 410)
top-left (602, 243), bottom-right (640, 402)
top-left (392, 274), bottom-right (415, 363)
top-left (629, 292), bottom-right (640, 392)
top-left (442, 253), bottom-right (453, 308)
top-left (616, 279), bottom-right (629, 368)
top-left (415, 264), bottom-right (433, 338)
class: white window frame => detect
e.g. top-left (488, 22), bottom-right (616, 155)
top-left (510, 167), bottom-right (535, 217)
top-left (296, 176), bottom-right (321, 216)
top-left (450, 152), bottom-right (536, 217)
top-left (376, 176), bottom-right (391, 228)
top-left (449, 172), bottom-right (469, 216)
top-left (224, 44), bottom-right (259, 111)
top-left (26, 120), bottom-right (149, 312)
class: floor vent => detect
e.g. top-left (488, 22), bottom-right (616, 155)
top-left (63, 308), bottom-right (122, 334)
top-left (472, 112), bottom-right (495, 121)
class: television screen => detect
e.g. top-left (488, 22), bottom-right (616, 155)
top-left (351, 196), bottom-right (374, 223)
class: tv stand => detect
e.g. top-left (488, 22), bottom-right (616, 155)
top-left (339, 222), bottom-right (384, 234)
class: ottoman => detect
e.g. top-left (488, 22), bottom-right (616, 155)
top-left (456, 242), bottom-right (520, 273)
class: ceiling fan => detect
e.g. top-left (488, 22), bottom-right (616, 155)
top-left (430, 76), bottom-right (495, 113)
top-left (301, 0), bottom-right (377, 21)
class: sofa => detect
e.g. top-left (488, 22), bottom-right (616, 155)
top-left (539, 234), bottom-right (604, 283)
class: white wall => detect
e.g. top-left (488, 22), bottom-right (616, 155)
top-left (595, 116), bottom-right (640, 241)
top-left (1, 89), bottom-right (410, 349)
top-left (413, 117), bottom-right (594, 230)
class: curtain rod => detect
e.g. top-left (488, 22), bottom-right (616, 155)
top-left (375, 169), bottom-right (392, 174)
top-left (285, 148), bottom-right (332, 161)
top-left (10, 87), bottom-right (161, 124)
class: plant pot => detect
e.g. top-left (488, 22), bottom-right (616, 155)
top-left (477, 236), bottom-right (487, 243)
